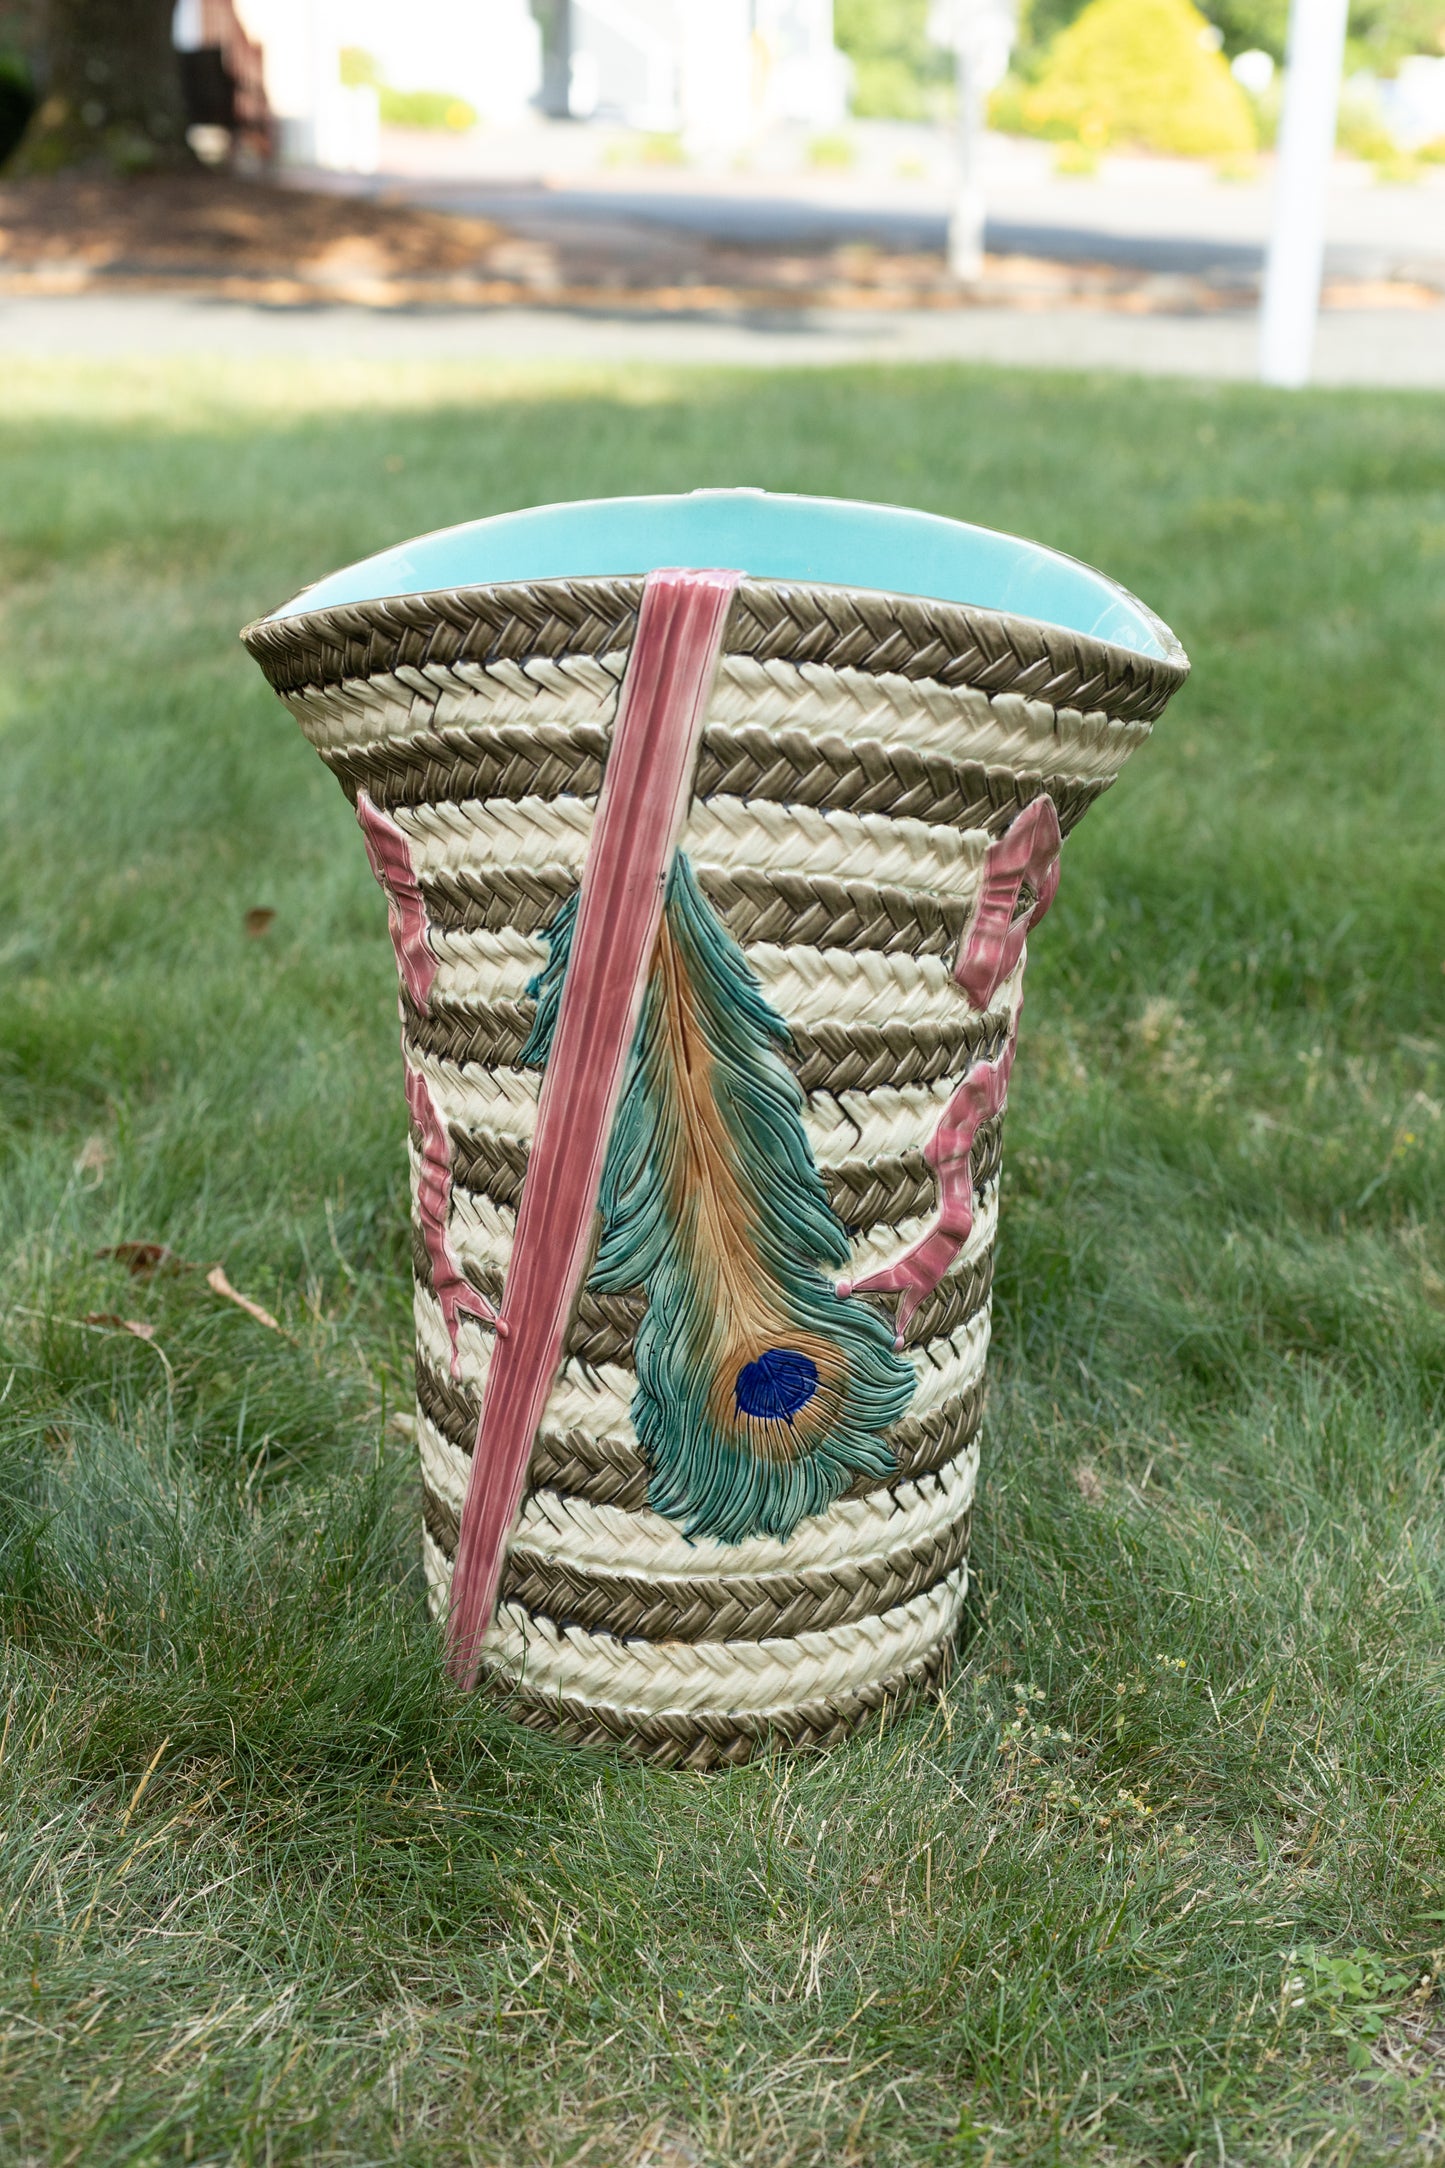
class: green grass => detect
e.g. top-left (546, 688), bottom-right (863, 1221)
top-left (1, 356), bottom-right (1443, 2167)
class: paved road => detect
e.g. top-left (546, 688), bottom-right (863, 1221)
top-left (2, 291), bottom-right (1440, 388)
top-left (360, 180), bottom-right (1445, 286)
top-left (301, 132), bottom-right (1445, 289)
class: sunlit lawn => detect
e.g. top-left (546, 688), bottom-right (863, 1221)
top-left (1, 355), bottom-right (1443, 2166)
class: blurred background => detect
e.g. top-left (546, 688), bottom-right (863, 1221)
top-left (0, 0), bottom-right (1440, 382)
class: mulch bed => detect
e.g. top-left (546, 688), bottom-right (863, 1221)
top-left (0, 167), bottom-right (1435, 316)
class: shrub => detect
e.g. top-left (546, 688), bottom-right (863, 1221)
top-left (1013, 0), bottom-right (1260, 154)
top-left (834, 0), bottom-right (950, 119)
top-left (377, 87), bottom-right (477, 133)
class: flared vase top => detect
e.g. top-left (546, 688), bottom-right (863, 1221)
top-left (261, 487), bottom-right (1185, 667)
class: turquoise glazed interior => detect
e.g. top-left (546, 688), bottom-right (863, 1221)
top-left (271, 489), bottom-right (1175, 661)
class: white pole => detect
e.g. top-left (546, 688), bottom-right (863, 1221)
top-left (949, 27), bottom-right (986, 282)
top-left (1258, 0), bottom-right (1350, 387)
top-left (946, 0), bottom-right (1016, 283)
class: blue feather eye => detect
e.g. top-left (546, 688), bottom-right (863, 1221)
top-left (735, 1349), bottom-right (819, 1424)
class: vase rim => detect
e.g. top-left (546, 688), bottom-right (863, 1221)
top-left (264, 488), bottom-right (1183, 664)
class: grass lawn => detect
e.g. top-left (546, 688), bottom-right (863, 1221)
top-left (1, 355), bottom-right (1443, 2167)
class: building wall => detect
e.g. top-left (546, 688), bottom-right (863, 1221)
top-left (232, 0), bottom-right (843, 168)
top-left (565, 0), bottom-right (844, 140)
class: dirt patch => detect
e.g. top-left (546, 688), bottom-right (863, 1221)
top-left (0, 170), bottom-right (503, 292)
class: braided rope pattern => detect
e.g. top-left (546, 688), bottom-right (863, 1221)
top-left (243, 574), bottom-right (1185, 720)
top-left (437, 1114), bottom-right (1003, 1244)
top-left (705, 658), bottom-right (1151, 777)
top-left (416, 1433), bottom-right (979, 1582)
top-left (322, 713), bottom-right (1106, 839)
top-left (442, 1553), bottom-right (971, 1714)
top-left (413, 1206), bottom-right (994, 1365)
top-left (423, 928), bottom-right (977, 1034)
top-left (420, 861), bottom-right (973, 961)
top-left (398, 792), bottom-right (986, 907)
top-left (414, 1207), bottom-right (995, 1409)
top-left (507, 1436), bottom-right (978, 1577)
top-left (728, 582), bottom-right (1183, 720)
top-left (243, 577), bottom-right (645, 695)
top-left (430, 1489), bottom-right (973, 1644)
top-left (281, 652), bottom-right (620, 754)
top-left (288, 650), bottom-right (1148, 787)
top-left (414, 1337), bottom-right (986, 1507)
top-left (408, 1056), bottom-right (991, 1177)
top-left (404, 988), bottom-right (1011, 1104)
top-left (421, 861), bottom-right (578, 938)
top-left (491, 1631), bottom-right (956, 1769)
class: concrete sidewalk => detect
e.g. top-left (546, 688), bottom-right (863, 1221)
top-left (0, 291), bottom-right (1440, 388)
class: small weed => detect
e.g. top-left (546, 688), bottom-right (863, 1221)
top-left (1284, 1948), bottom-right (1419, 2068)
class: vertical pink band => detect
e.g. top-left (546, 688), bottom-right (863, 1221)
top-left (446, 566), bottom-right (743, 1687)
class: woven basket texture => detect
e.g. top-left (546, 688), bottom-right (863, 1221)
top-left (244, 575), bottom-right (1186, 1767)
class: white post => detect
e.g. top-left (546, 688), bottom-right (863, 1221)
top-left (943, 0), bottom-right (1015, 284)
top-left (950, 20), bottom-right (986, 282)
top-left (1258, 0), bottom-right (1350, 387)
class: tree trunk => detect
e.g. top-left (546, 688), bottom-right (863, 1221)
top-left (17, 0), bottom-right (193, 172)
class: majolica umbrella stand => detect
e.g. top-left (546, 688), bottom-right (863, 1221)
top-left (243, 490), bottom-right (1187, 1769)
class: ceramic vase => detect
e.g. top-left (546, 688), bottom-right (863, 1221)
top-left (244, 490), bottom-right (1187, 1768)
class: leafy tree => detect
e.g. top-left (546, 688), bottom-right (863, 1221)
top-left (1344, 0), bottom-right (1445, 70)
top-left (1018, 0), bottom-right (1445, 67)
top-left (834, 0), bottom-right (951, 118)
top-left (14, 0), bottom-right (191, 172)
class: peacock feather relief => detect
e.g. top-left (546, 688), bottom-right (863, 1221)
top-left (520, 854), bottom-right (915, 1545)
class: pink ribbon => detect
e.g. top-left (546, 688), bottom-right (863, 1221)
top-left (405, 1061), bottom-right (505, 1376)
top-left (953, 792), bottom-right (1061, 1012)
top-left (355, 789), bottom-right (503, 1373)
top-left (839, 794), bottom-right (1061, 1345)
top-left (357, 789), bottom-right (438, 1012)
top-left (446, 566), bottom-right (743, 1688)
top-left (840, 1019), bottom-right (1017, 1346)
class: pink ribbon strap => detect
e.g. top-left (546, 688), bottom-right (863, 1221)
top-left (839, 794), bottom-right (1062, 1345)
top-left (447, 566), bottom-right (743, 1687)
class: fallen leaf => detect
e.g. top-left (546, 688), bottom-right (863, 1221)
top-left (244, 907), bottom-right (276, 937)
top-left (206, 1265), bottom-right (283, 1333)
top-left (97, 1242), bottom-right (193, 1278)
top-left (83, 1313), bottom-right (156, 1341)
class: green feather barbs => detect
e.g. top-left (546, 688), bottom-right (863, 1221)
top-left (522, 856), bottom-right (915, 1544)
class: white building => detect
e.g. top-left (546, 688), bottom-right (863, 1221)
top-left (232, 0), bottom-right (544, 165)
top-left (229, 0), bottom-right (844, 170)
top-left (560, 0), bottom-right (846, 144)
